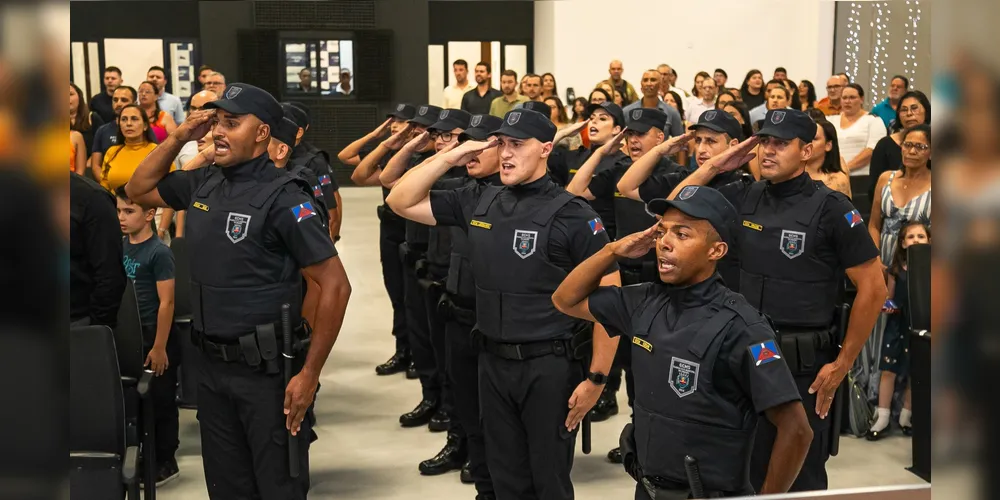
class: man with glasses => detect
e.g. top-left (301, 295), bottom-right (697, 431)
top-left (816, 75), bottom-right (848, 116)
top-left (204, 72), bottom-right (226, 97)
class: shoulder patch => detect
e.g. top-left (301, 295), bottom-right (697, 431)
top-left (291, 202), bottom-right (317, 222)
top-left (844, 209), bottom-right (863, 228)
top-left (319, 174), bottom-right (332, 186)
top-left (588, 217), bottom-right (605, 235)
top-left (748, 340), bottom-right (782, 366)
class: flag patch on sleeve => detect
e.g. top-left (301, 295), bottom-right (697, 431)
top-left (588, 217), bottom-right (605, 235)
top-left (291, 202), bottom-right (317, 222)
top-left (313, 185), bottom-right (323, 197)
top-left (844, 209), bottom-right (863, 228)
top-left (748, 340), bottom-right (782, 366)
top-left (319, 174), bottom-right (332, 186)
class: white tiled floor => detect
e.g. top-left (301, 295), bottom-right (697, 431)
top-left (158, 187), bottom-right (927, 499)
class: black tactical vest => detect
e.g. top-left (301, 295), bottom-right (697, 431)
top-left (445, 176), bottom-right (497, 307)
top-left (566, 148), bottom-right (621, 240)
top-left (186, 167), bottom-right (315, 339)
top-left (468, 185), bottom-right (587, 342)
top-left (426, 167), bottom-right (468, 278)
top-left (738, 180), bottom-right (840, 327)
top-left (629, 284), bottom-right (759, 493)
top-left (404, 152), bottom-right (434, 248)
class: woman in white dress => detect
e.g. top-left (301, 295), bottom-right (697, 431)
top-left (830, 83), bottom-right (887, 176)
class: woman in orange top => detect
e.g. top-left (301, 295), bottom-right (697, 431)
top-left (70, 130), bottom-right (86, 174)
top-left (137, 81), bottom-right (176, 143)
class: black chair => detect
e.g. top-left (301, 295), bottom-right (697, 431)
top-left (172, 237), bottom-right (201, 409)
top-left (70, 325), bottom-right (140, 499)
top-left (115, 281), bottom-right (157, 499)
top-left (906, 243), bottom-right (931, 482)
top-left (848, 174), bottom-right (872, 222)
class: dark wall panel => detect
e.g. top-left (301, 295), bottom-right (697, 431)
top-left (199, 1), bottom-right (256, 81)
top-left (70, 1), bottom-right (201, 39)
top-left (428, 1), bottom-right (533, 43)
top-left (254, 0), bottom-right (376, 29)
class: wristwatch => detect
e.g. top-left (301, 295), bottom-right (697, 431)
top-left (587, 371), bottom-right (608, 385)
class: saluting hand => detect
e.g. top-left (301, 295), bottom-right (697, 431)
top-left (403, 131), bottom-right (432, 152)
top-left (284, 370), bottom-right (319, 436)
top-left (174, 109), bottom-right (215, 143)
top-left (598, 129), bottom-right (627, 156)
top-left (445, 137), bottom-right (499, 166)
top-left (563, 119), bottom-right (590, 137)
top-left (383, 124), bottom-right (413, 150)
top-left (702, 136), bottom-right (759, 174)
top-left (609, 225), bottom-right (658, 259)
top-left (657, 131), bottom-right (695, 157)
top-left (370, 118), bottom-right (393, 139)
top-left (808, 360), bottom-right (848, 419)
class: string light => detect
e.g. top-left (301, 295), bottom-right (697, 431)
top-left (902, 0), bottom-right (921, 88)
top-left (844, 2), bottom-right (861, 84)
top-left (869, 2), bottom-right (890, 107)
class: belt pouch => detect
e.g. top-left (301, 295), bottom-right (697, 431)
top-left (256, 323), bottom-right (280, 374)
top-left (239, 334), bottom-right (262, 368)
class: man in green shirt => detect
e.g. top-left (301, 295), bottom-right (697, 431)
top-left (489, 69), bottom-right (528, 118)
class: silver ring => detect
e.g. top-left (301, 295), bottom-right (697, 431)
top-left (827, 396), bottom-right (833, 400)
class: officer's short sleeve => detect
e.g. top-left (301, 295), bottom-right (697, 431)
top-left (727, 320), bottom-right (801, 413)
top-left (823, 194), bottom-right (880, 269)
top-left (308, 158), bottom-right (339, 203)
top-left (156, 168), bottom-right (210, 211)
top-left (638, 171), bottom-right (686, 202)
top-left (590, 157), bottom-right (631, 199)
top-left (270, 186), bottom-right (338, 268)
top-left (587, 283), bottom-right (656, 338)
top-left (429, 183), bottom-right (483, 228)
top-left (550, 200), bottom-right (619, 274)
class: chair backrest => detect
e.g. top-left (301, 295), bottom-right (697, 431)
top-left (70, 325), bottom-right (126, 455)
top-left (114, 280), bottom-right (144, 378)
top-left (171, 236), bottom-right (192, 319)
top-left (907, 243), bottom-right (931, 331)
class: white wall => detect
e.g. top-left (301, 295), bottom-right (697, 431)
top-left (535, 0), bottom-right (836, 101)
top-left (104, 38), bottom-right (165, 91)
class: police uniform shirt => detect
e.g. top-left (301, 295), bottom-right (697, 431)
top-left (636, 161), bottom-right (748, 204)
top-left (429, 174), bottom-right (618, 275)
top-left (547, 146), bottom-right (629, 238)
top-left (292, 142), bottom-right (339, 209)
top-left (591, 156), bottom-right (687, 204)
top-left (587, 275), bottom-right (801, 415)
top-left (717, 172), bottom-right (878, 271)
top-left (155, 153), bottom-right (337, 268)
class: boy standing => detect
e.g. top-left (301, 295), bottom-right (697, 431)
top-left (115, 185), bottom-right (180, 485)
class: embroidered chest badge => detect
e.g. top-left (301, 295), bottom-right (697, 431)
top-left (226, 212), bottom-right (251, 243)
top-left (779, 229), bottom-right (806, 259)
top-left (512, 229), bottom-right (537, 259)
top-left (669, 357), bottom-right (700, 398)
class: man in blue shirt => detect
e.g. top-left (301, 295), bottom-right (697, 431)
top-left (146, 66), bottom-right (186, 125)
top-left (623, 69), bottom-right (684, 138)
top-left (870, 75), bottom-right (909, 129)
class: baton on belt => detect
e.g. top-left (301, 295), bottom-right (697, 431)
top-left (684, 455), bottom-right (705, 498)
top-left (828, 303), bottom-right (851, 457)
top-left (281, 304), bottom-right (300, 478)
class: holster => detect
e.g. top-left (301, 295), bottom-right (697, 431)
top-left (255, 323), bottom-right (281, 375)
top-left (414, 259), bottom-right (429, 280)
top-left (620, 423), bottom-right (642, 482)
top-left (418, 275), bottom-right (443, 293)
top-left (774, 327), bottom-right (836, 377)
top-left (376, 204), bottom-right (385, 222)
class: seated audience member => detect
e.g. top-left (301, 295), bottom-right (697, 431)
top-left (70, 172), bottom-right (127, 328)
top-left (830, 83), bottom-right (887, 176)
top-left (71, 83), bottom-right (101, 159)
top-left (91, 86), bottom-right (137, 180)
top-left (138, 81), bottom-right (176, 143)
top-left (806, 120), bottom-right (851, 197)
top-left (739, 69), bottom-right (766, 110)
top-left (871, 75), bottom-right (910, 129)
top-left (866, 220), bottom-right (930, 441)
top-left (114, 186), bottom-right (181, 483)
top-left (868, 90), bottom-right (931, 200)
top-left (798, 80), bottom-right (818, 110)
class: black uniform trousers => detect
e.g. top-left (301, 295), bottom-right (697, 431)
top-left (446, 318), bottom-right (493, 494)
top-left (378, 209), bottom-right (409, 354)
top-left (139, 323), bottom-right (181, 466)
top-left (749, 346), bottom-right (836, 492)
top-left (403, 254), bottom-right (440, 401)
top-left (423, 271), bottom-right (453, 416)
top-left (196, 343), bottom-right (313, 499)
top-left (479, 348), bottom-right (583, 500)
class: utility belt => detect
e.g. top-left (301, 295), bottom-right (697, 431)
top-left (438, 293), bottom-right (476, 325)
top-left (640, 477), bottom-right (727, 499)
top-left (192, 321), bottom-right (311, 374)
top-left (399, 242), bottom-right (428, 272)
top-left (474, 324), bottom-right (591, 361)
top-left (620, 260), bottom-right (660, 285)
top-left (773, 325), bottom-right (838, 377)
top-left (376, 204), bottom-right (402, 222)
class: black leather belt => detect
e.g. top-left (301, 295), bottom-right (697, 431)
top-left (192, 324), bottom-right (307, 363)
top-left (481, 336), bottom-right (569, 361)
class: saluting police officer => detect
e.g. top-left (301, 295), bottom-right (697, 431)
top-left (667, 108), bottom-right (887, 492)
top-left (552, 186), bottom-right (813, 498)
top-left (125, 83), bottom-right (352, 499)
top-left (386, 108), bottom-right (621, 500)
top-left (381, 105), bottom-right (447, 427)
top-left (344, 103), bottom-right (418, 376)
top-left (566, 107), bottom-right (691, 460)
top-left (617, 109), bottom-right (752, 291)
top-left (283, 103), bottom-right (342, 241)
top-left (409, 114), bottom-right (504, 494)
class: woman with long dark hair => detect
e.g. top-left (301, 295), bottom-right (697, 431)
top-left (722, 100), bottom-right (754, 142)
top-left (798, 80), bottom-right (818, 110)
top-left (570, 97), bottom-right (588, 122)
top-left (137, 81), bottom-right (176, 143)
top-left (806, 120), bottom-right (851, 197)
top-left (868, 90), bottom-right (931, 200)
top-left (739, 69), bottom-right (766, 110)
top-left (664, 90), bottom-right (690, 166)
top-left (541, 73), bottom-right (558, 100)
top-left (70, 82), bottom-right (101, 155)
top-left (690, 71), bottom-right (711, 100)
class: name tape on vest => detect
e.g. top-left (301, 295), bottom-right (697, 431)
top-left (742, 220), bottom-right (762, 231)
top-left (632, 336), bottom-right (653, 353)
top-left (193, 202), bottom-right (210, 211)
top-left (470, 219), bottom-right (492, 230)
